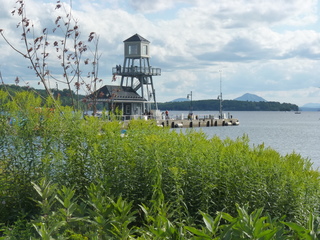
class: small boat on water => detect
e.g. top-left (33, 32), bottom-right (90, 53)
top-left (233, 120), bottom-right (240, 126)
top-left (295, 111), bottom-right (301, 114)
top-left (224, 121), bottom-right (233, 126)
top-left (224, 120), bottom-right (240, 126)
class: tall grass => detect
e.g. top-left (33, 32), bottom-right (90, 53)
top-left (1, 90), bottom-right (320, 239)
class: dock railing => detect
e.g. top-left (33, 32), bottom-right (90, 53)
top-left (88, 112), bottom-right (224, 121)
top-left (84, 112), bottom-right (239, 128)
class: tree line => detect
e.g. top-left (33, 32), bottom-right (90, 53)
top-left (1, 84), bottom-right (299, 112)
top-left (156, 99), bottom-right (299, 111)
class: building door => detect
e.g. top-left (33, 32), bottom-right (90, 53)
top-left (124, 104), bottom-right (131, 115)
top-left (133, 103), bottom-right (141, 115)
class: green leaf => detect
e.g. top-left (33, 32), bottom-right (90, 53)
top-left (184, 226), bottom-right (211, 238)
top-left (201, 212), bottom-right (213, 233)
top-left (256, 229), bottom-right (278, 240)
top-left (220, 212), bottom-right (235, 223)
top-left (282, 222), bottom-right (312, 240)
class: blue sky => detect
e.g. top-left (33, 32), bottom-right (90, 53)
top-left (1, 0), bottom-right (320, 106)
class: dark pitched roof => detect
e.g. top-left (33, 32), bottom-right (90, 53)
top-left (86, 85), bottom-right (146, 101)
top-left (124, 34), bottom-right (150, 43)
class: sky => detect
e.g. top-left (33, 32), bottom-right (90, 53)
top-left (1, 0), bottom-right (320, 106)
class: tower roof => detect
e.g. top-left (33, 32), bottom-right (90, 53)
top-left (124, 34), bottom-right (150, 43)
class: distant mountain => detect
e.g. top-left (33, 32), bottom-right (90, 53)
top-left (299, 103), bottom-right (320, 111)
top-left (301, 103), bottom-right (320, 108)
top-left (171, 98), bottom-right (189, 102)
top-left (234, 93), bottom-right (266, 102)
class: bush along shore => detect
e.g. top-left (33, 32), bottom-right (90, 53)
top-left (1, 90), bottom-right (320, 239)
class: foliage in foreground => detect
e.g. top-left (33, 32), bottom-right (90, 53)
top-left (0, 90), bottom-right (319, 239)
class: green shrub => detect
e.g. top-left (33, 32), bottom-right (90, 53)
top-left (1, 90), bottom-right (320, 238)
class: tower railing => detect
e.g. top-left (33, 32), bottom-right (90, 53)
top-left (112, 67), bottom-right (161, 76)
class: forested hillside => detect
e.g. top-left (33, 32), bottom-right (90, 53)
top-left (157, 99), bottom-right (299, 111)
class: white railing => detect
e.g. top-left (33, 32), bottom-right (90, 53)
top-left (87, 113), bottom-right (161, 121)
top-left (85, 113), bottom-right (234, 121)
top-left (112, 67), bottom-right (161, 76)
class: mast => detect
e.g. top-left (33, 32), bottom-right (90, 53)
top-left (187, 91), bottom-right (193, 114)
top-left (219, 70), bottom-right (223, 119)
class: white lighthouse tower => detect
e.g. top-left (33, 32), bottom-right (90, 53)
top-left (112, 34), bottom-right (161, 113)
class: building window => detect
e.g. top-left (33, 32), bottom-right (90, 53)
top-left (142, 45), bottom-right (148, 55)
top-left (128, 44), bottom-right (138, 55)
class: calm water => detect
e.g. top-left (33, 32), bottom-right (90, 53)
top-left (169, 111), bottom-right (320, 169)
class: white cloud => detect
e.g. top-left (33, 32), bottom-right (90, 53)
top-left (129, 0), bottom-right (176, 13)
top-left (1, 0), bottom-right (320, 106)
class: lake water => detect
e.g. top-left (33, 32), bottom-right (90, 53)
top-left (168, 111), bottom-right (320, 169)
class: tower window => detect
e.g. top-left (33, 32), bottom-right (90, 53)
top-left (142, 45), bottom-right (148, 55)
top-left (128, 44), bottom-right (138, 55)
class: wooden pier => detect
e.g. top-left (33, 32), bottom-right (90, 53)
top-left (157, 118), bottom-right (239, 128)
top-left (92, 112), bottom-right (240, 129)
